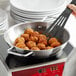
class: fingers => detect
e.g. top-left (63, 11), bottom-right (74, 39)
top-left (68, 4), bottom-right (76, 16)
top-left (68, 4), bottom-right (76, 13)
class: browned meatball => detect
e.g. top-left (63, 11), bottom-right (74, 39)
top-left (38, 34), bottom-right (47, 39)
top-left (26, 41), bottom-right (36, 48)
top-left (49, 37), bottom-right (58, 44)
top-left (45, 46), bottom-right (53, 50)
top-left (21, 34), bottom-right (29, 41)
top-left (15, 42), bottom-right (26, 49)
top-left (31, 31), bottom-right (40, 37)
top-left (24, 28), bottom-right (34, 35)
top-left (51, 42), bottom-right (61, 47)
top-left (37, 43), bottom-right (46, 50)
top-left (38, 38), bottom-right (47, 45)
top-left (14, 37), bottom-right (25, 45)
top-left (29, 36), bottom-right (38, 42)
top-left (31, 47), bottom-right (40, 50)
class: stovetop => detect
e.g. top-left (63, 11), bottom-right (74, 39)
top-left (5, 43), bottom-right (73, 69)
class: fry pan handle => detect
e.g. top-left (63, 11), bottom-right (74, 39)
top-left (7, 47), bottom-right (33, 57)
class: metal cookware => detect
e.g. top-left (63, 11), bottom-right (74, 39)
top-left (4, 22), bottom-right (70, 58)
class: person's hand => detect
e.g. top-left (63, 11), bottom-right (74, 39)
top-left (68, 4), bottom-right (76, 16)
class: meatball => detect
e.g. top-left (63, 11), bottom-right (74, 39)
top-left (31, 47), bottom-right (40, 50)
top-left (38, 38), bottom-right (47, 45)
top-left (31, 31), bottom-right (40, 37)
top-left (29, 36), bottom-right (38, 42)
top-left (49, 37), bottom-right (58, 44)
top-left (38, 34), bottom-right (47, 39)
top-left (26, 41), bottom-right (36, 48)
top-left (21, 34), bottom-right (29, 41)
top-left (24, 28), bottom-right (34, 35)
top-left (45, 46), bottom-right (53, 50)
top-left (15, 42), bottom-right (26, 49)
top-left (37, 43), bottom-right (46, 50)
top-left (23, 47), bottom-right (29, 50)
top-left (14, 37), bottom-right (25, 45)
top-left (51, 42), bottom-right (61, 47)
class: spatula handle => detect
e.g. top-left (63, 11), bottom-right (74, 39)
top-left (71, 0), bottom-right (76, 5)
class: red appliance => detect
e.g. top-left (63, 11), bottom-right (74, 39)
top-left (12, 62), bottom-right (64, 76)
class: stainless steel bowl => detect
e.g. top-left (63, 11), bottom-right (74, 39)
top-left (4, 22), bottom-right (70, 58)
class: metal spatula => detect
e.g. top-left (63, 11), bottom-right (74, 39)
top-left (44, 0), bottom-right (76, 38)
